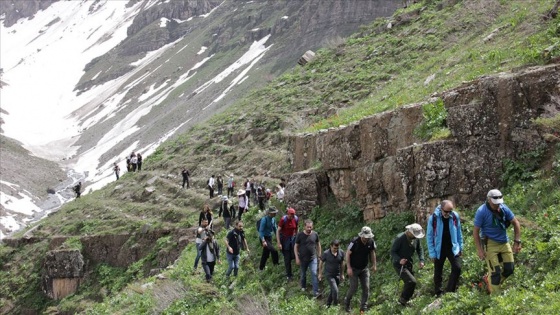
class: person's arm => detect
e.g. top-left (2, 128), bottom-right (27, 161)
top-left (345, 247), bottom-right (353, 277)
top-left (243, 235), bottom-right (250, 253)
top-left (340, 251), bottom-right (345, 280)
top-left (318, 253), bottom-right (324, 281)
top-left (456, 213), bottom-right (464, 255)
top-left (316, 234), bottom-right (322, 262)
top-left (370, 249), bottom-right (377, 272)
top-left (276, 223), bottom-right (283, 250)
top-left (390, 236), bottom-right (402, 264)
top-left (207, 213), bottom-right (213, 227)
top-left (225, 233), bottom-right (233, 254)
top-left (259, 218), bottom-right (267, 247)
top-left (426, 214), bottom-right (435, 260)
top-left (198, 212), bottom-right (203, 226)
top-left (511, 217), bottom-right (522, 253)
top-left (473, 226), bottom-right (485, 260)
top-left (294, 235), bottom-right (301, 265)
top-left (215, 241), bottom-right (221, 263)
top-left (417, 239), bottom-right (425, 269)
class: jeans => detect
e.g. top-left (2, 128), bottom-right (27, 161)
top-left (193, 243), bottom-right (202, 269)
top-left (326, 275), bottom-right (341, 306)
top-left (203, 261), bottom-right (216, 281)
top-left (345, 267), bottom-right (370, 310)
top-left (224, 217), bottom-right (232, 230)
top-left (226, 252), bottom-right (240, 277)
top-left (434, 252), bottom-right (462, 294)
top-left (394, 263), bottom-right (416, 303)
top-left (280, 236), bottom-right (295, 278)
top-left (259, 236), bottom-right (279, 270)
top-left (300, 258), bottom-right (319, 295)
top-left (218, 186), bottom-right (223, 195)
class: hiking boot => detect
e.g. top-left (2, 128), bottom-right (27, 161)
top-left (344, 304), bottom-right (351, 313)
top-left (398, 297), bottom-right (408, 306)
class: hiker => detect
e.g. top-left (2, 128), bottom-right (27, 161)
top-left (217, 175), bottom-right (223, 195)
top-left (344, 226), bottom-right (377, 313)
top-left (473, 189), bottom-right (521, 294)
top-left (276, 207), bottom-right (299, 281)
top-left (319, 239), bottom-right (345, 307)
top-left (193, 219), bottom-right (209, 272)
top-left (244, 179), bottom-right (252, 206)
top-left (126, 156), bottom-right (131, 172)
top-left (257, 186), bottom-right (266, 211)
top-left (276, 185), bottom-right (285, 202)
top-left (200, 230), bottom-right (220, 282)
top-left (199, 204), bottom-right (213, 229)
top-left (258, 207), bottom-right (279, 271)
top-left (294, 219), bottom-right (322, 297)
top-left (237, 189), bottom-right (249, 221)
top-left (181, 168), bottom-right (190, 188)
top-left (136, 153), bottom-right (143, 171)
top-left (130, 152), bottom-right (138, 172)
top-left (391, 223), bottom-right (425, 306)
top-left (219, 196), bottom-right (235, 230)
top-left (113, 163), bottom-right (120, 180)
top-left (225, 220), bottom-right (249, 278)
top-left (402, 0), bottom-right (417, 8)
top-left (427, 200), bottom-right (463, 296)
top-left (73, 182), bottom-right (82, 199)
top-left (208, 175), bottom-right (215, 198)
top-left (227, 174), bottom-right (235, 197)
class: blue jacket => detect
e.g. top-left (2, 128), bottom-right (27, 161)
top-left (258, 215), bottom-right (277, 241)
top-left (426, 206), bottom-right (463, 259)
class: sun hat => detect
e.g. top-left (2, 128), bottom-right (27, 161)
top-left (358, 226), bottom-right (374, 239)
top-left (406, 223), bottom-right (425, 239)
top-left (237, 189), bottom-right (245, 195)
top-left (267, 207), bottom-right (278, 214)
top-left (487, 189), bottom-right (504, 205)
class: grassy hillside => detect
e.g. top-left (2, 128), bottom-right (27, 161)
top-left (1, 0), bottom-right (560, 313)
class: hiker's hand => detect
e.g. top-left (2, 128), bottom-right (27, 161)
top-left (318, 274), bottom-right (322, 281)
top-left (278, 242), bottom-right (282, 250)
top-left (419, 262), bottom-right (425, 269)
top-left (341, 274), bottom-right (345, 281)
top-left (477, 248), bottom-right (486, 260)
top-left (347, 267), bottom-right (353, 277)
top-left (295, 257), bottom-right (300, 265)
top-left (262, 240), bottom-right (267, 248)
top-left (371, 265), bottom-right (377, 273)
top-left (399, 258), bottom-right (407, 265)
top-left (228, 246), bottom-right (233, 254)
top-left (513, 242), bottom-right (522, 254)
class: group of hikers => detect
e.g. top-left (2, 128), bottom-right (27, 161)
top-left (111, 152), bottom-right (143, 180)
top-left (192, 188), bottom-right (522, 313)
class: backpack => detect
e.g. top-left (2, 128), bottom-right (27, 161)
top-left (281, 214), bottom-right (299, 226)
top-left (431, 212), bottom-right (458, 231)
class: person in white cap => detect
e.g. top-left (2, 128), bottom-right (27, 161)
top-left (391, 223), bottom-right (425, 306)
top-left (473, 189), bottom-right (521, 294)
top-left (344, 226), bottom-right (377, 313)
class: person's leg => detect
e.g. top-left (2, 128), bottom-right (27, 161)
top-left (209, 261), bottom-right (215, 277)
top-left (186, 178), bottom-right (189, 188)
top-left (225, 217), bottom-right (231, 230)
top-left (358, 268), bottom-right (370, 311)
top-left (193, 243), bottom-right (201, 269)
top-left (499, 243), bottom-right (515, 283)
top-left (269, 241), bottom-right (279, 265)
top-left (233, 254), bottom-right (240, 276)
top-left (485, 240), bottom-right (503, 294)
top-left (226, 252), bottom-right (234, 276)
top-left (310, 258), bottom-right (319, 295)
top-left (259, 245), bottom-right (270, 270)
top-left (203, 263), bottom-right (211, 281)
top-left (300, 260), bottom-right (309, 290)
top-left (433, 256), bottom-right (445, 295)
top-left (282, 243), bottom-right (293, 278)
top-left (446, 252), bottom-right (462, 293)
top-left (345, 269), bottom-right (359, 311)
top-left (400, 266), bottom-right (417, 302)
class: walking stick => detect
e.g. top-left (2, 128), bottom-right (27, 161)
top-left (396, 264), bottom-right (404, 296)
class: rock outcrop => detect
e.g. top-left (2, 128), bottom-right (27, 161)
top-left (287, 64), bottom-right (560, 222)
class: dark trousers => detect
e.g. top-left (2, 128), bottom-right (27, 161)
top-left (137, 162), bottom-right (142, 171)
top-left (182, 177), bottom-right (189, 188)
top-left (237, 206), bottom-right (245, 221)
top-left (203, 261), bottom-right (216, 281)
top-left (209, 186), bottom-right (214, 198)
top-left (218, 185), bottom-right (223, 195)
top-left (280, 236), bottom-right (295, 278)
top-left (345, 268), bottom-right (370, 310)
top-left (434, 252), bottom-right (462, 294)
top-left (326, 275), bottom-right (341, 306)
top-left (259, 236), bottom-right (279, 270)
top-left (394, 263), bottom-right (416, 302)
top-left (131, 163), bottom-right (137, 172)
top-left (227, 187), bottom-right (234, 197)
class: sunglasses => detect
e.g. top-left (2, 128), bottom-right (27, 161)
top-left (443, 210), bottom-right (452, 214)
top-left (491, 196), bottom-right (503, 199)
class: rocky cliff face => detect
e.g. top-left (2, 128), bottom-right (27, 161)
top-left (0, 0), bottom-right (59, 27)
top-left (286, 64), bottom-right (560, 221)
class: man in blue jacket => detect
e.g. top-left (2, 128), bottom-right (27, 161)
top-left (427, 200), bottom-right (463, 296)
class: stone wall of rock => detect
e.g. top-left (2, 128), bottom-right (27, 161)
top-left (42, 249), bottom-right (84, 300)
top-left (287, 64), bottom-right (560, 221)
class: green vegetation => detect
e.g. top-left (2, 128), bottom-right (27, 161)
top-left (413, 99), bottom-right (450, 141)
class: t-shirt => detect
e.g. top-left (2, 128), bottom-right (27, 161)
top-left (441, 216), bottom-right (452, 252)
top-left (295, 231), bottom-right (320, 262)
top-left (347, 238), bottom-right (376, 270)
top-left (321, 248), bottom-right (344, 277)
top-left (226, 228), bottom-right (246, 255)
top-left (278, 216), bottom-right (298, 238)
top-left (474, 202), bottom-right (515, 243)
